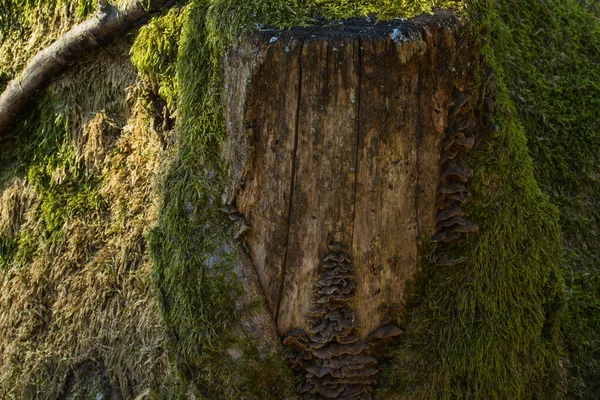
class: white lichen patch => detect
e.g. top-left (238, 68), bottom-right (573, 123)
top-left (390, 28), bottom-right (408, 43)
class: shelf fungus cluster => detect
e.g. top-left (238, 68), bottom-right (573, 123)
top-left (432, 90), bottom-right (479, 263)
top-left (284, 244), bottom-right (401, 399)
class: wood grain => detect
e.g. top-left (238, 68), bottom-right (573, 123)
top-left (223, 12), bottom-right (476, 339)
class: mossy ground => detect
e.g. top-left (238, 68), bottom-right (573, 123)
top-left (0, 0), bottom-right (599, 399)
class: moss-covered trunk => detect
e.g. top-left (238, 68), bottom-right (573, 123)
top-left (1, 0), bottom-right (599, 399)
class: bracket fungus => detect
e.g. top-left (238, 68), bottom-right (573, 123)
top-left (433, 90), bottom-right (480, 260)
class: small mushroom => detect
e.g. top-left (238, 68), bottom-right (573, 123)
top-left (324, 252), bottom-right (350, 263)
top-left (323, 355), bottom-right (377, 369)
top-left (369, 324), bottom-right (403, 340)
top-left (436, 215), bottom-right (468, 230)
top-left (439, 182), bottom-right (466, 195)
top-left (454, 117), bottom-right (475, 132)
top-left (328, 242), bottom-right (349, 252)
top-left (233, 220), bottom-right (251, 239)
top-left (456, 135), bottom-right (475, 150)
top-left (453, 221), bottom-right (479, 234)
top-left (317, 277), bottom-right (348, 287)
top-left (441, 161), bottom-right (473, 183)
top-left (336, 334), bottom-right (360, 345)
top-left (221, 204), bottom-right (237, 214)
top-left (441, 149), bottom-right (457, 164)
top-left (389, 303), bottom-right (403, 316)
top-left (312, 342), bottom-right (370, 359)
top-left (436, 204), bottom-right (465, 222)
top-left (334, 366), bottom-right (380, 379)
top-left (449, 93), bottom-right (470, 117)
top-left (309, 380), bottom-right (343, 398)
top-left (306, 365), bottom-right (334, 378)
top-left (443, 134), bottom-right (463, 150)
top-left (438, 190), bottom-right (467, 204)
top-left (432, 230), bottom-right (461, 243)
top-left (283, 329), bottom-right (310, 348)
top-left (314, 282), bottom-right (356, 296)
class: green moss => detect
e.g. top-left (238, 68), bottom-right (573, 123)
top-left (0, 0), bottom-right (96, 86)
top-left (148, 1), bottom-right (468, 397)
top-left (0, 88), bottom-right (107, 269)
top-left (131, 6), bottom-right (186, 112)
top-left (470, 1), bottom-right (600, 397)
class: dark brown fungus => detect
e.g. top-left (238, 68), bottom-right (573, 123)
top-left (324, 252), bottom-right (350, 263)
top-left (232, 220), bottom-right (251, 240)
top-left (449, 92), bottom-right (470, 117)
top-left (432, 230), bottom-right (461, 244)
top-left (439, 182), bottom-right (467, 195)
top-left (307, 366), bottom-right (334, 378)
top-left (432, 89), bottom-right (480, 272)
top-left (284, 245), bottom-right (381, 398)
top-left (437, 216), bottom-right (468, 230)
top-left (390, 303), bottom-right (403, 316)
top-left (441, 161), bottom-right (473, 182)
top-left (328, 242), bottom-right (349, 252)
top-left (453, 221), bottom-right (479, 234)
top-left (456, 135), bottom-right (475, 149)
top-left (436, 204), bottom-right (465, 222)
top-left (369, 324), bottom-right (403, 340)
top-left (441, 149), bottom-right (456, 164)
top-left (454, 117), bottom-right (475, 132)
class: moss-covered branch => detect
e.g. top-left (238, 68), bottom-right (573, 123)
top-left (0, 0), bottom-right (177, 136)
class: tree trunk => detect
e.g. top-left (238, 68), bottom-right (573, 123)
top-left (222, 11), bottom-right (481, 398)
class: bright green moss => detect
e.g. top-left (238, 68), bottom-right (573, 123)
top-left (131, 6), bottom-right (186, 112)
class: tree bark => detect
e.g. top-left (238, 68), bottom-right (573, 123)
top-left (0, 0), bottom-right (176, 136)
top-left (222, 11), bottom-right (481, 398)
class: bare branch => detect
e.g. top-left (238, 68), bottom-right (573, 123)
top-left (0, 0), bottom-right (177, 136)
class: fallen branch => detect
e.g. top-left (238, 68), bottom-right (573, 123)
top-left (0, 0), bottom-right (177, 136)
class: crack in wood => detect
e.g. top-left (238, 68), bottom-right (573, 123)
top-left (276, 36), bottom-right (306, 319)
top-left (350, 36), bottom-right (363, 253)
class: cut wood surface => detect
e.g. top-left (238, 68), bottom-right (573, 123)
top-left (223, 12), bottom-right (477, 339)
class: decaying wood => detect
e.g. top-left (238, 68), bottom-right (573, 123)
top-left (0, 0), bottom-right (177, 136)
top-left (222, 11), bottom-right (482, 395)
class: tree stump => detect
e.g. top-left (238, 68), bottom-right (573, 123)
top-left (222, 11), bottom-right (480, 398)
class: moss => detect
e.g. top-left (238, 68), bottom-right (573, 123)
top-left (131, 6), bottom-right (186, 112)
top-left (470, 1), bottom-right (600, 397)
top-left (0, 33), bottom-right (170, 400)
top-left (381, 55), bottom-right (566, 399)
top-left (2, 0), bottom-right (600, 398)
top-left (0, 0), bottom-right (96, 87)
top-left (147, 2), bottom-right (299, 397)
